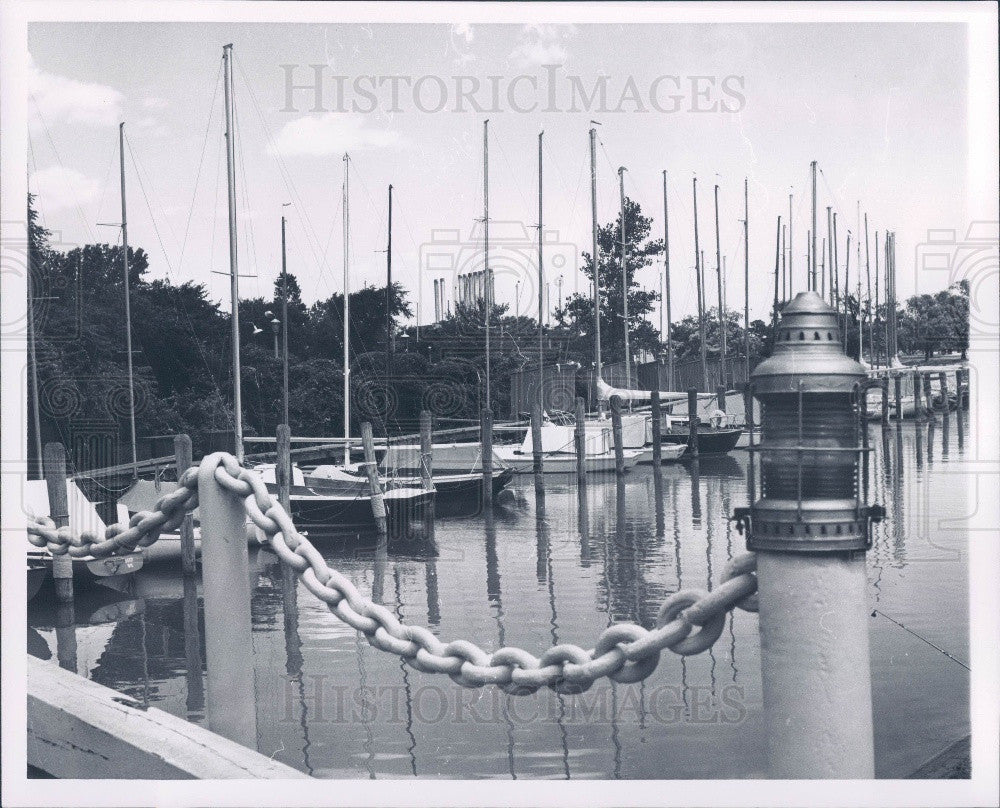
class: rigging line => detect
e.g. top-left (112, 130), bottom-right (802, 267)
top-left (232, 55), bottom-right (330, 282)
top-left (124, 131), bottom-right (234, 431)
top-left (174, 58), bottom-right (224, 277)
top-left (28, 94), bottom-right (97, 243)
top-left (232, 84), bottom-right (263, 298)
top-left (493, 131), bottom-right (532, 214)
top-left (92, 140), bottom-right (118, 234)
top-left (871, 608), bottom-right (970, 671)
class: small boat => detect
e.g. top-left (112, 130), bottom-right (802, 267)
top-left (283, 464), bottom-right (433, 530)
top-left (28, 555), bottom-right (49, 601)
top-left (25, 479), bottom-right (144, 591)
top-left (493, 422), bottom-right (645, 473)
top-left (377, 442), bottom-right (515, 510)
top-left (660, 424), bottom-right (743, 456)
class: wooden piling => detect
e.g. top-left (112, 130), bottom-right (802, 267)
top-left (687, 388), bottom-right (700, 457)
top-left (939, 372), bottom-right (949, 414)
top-left (716, 384), bottom-right (727, 413)
top-left (174, 434), bottom-right (196, 575)
top-left (480, 406), bottom-right (494, 507)
top-left (275, 425), bottom-right (292, 512)
top-left (574, 397), bottom-right (587, 485)
top-left (610, 395), bottom-right (625, 475)
top-left (418, 410), bottom-right (434, 493)
top-left (894, 374), bottom-right (903, 421)
top-left (912, 370), bottom-right (926, 421)
top-left (43, 442), bottom-right (73, 603)
top-left (923, 373), bottom-right (936, 414)
top-left (880, 379), bottom-right (890, 429)
top-left (530, 400), bottom-right (544, 475)
top-left (651, 389), bottom-right (662, 465)
top-left (361, 422), bottom-right (388, 537)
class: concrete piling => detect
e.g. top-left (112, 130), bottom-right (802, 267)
top-left (197, 453), bottom-right (256, 747)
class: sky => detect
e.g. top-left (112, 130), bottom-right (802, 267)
top-left (27, 21), bottom-right (969, 332)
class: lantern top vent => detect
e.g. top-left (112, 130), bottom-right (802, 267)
top-left (752, 291), bottom-right (867, 395)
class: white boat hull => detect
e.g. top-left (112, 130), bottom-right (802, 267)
top-left (493, 447), bottom-right (644, 473)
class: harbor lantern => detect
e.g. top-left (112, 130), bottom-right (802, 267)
top-left (736, 291), bottom-right (883, 552)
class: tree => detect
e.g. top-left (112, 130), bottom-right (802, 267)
top-left (555, 197), bottom-right (662, 366)
top-left (898, 282), bottom-right (969, 360)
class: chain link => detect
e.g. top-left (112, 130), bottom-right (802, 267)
top-left (26, 453), bottom-right (759, 693)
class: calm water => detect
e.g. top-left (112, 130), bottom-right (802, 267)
top-left (29, 418), bottom-right (970, 779)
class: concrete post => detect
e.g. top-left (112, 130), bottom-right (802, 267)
top-left (610, 395), bottom-right (625, 475)
top-left (480, 407), bottom-right (493, 508)
top-left (197, 453), bottom-right (256, 747)
top-left (574, 397), bottom-right (587, 485)
top-left (361, 422), bottom-right (388, 537)
top-left (651, 389), bottom-right (662, 465)
top-left (43, 443), bottom-right (73, 603)
top-left (756, 552), bottom-right (875, 777)
top-left (687, 388), bottom-right (699, 458)
top-left (174, 434), bottom-right (196, 575)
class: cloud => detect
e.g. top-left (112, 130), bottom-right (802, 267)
top-left (29, 166), bottom-right (100, 213)
top-left (510, 24), bottom-right (574, 68)
top-left (452, 23), bottom-right (474, 45)
top-left (268, 113), bottom-right (403, 157)
top-left (28, 53), bottom-right (123, 129)
top-left (142, 96), bottom-right (169, 110)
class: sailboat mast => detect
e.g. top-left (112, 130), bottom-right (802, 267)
top-left (342, 154), bottom-right (351, 466)
top-left (714, 183), bottom-right (726, 386)
top-left (662, 170), bottom-right (673, 391)
top-left (772, 216), bottom-right (781, 334)
top-left (743, 177), bottom-right (749, 382)
top-left (222, 45), bottom-right (243, 462)
top-left (810, 161), bottom-right (818, 291)
top-left (118, 122), bottom-right (138, 475)
top-left (618, 166), bottom-right (630, 389)
top-left (589, 127), bottom-right (602, 400)
top-left (483, 120), bottom-right (491, 412)
top-left (386, 184), bottom-right (393, 368)
top-left (693, 177), bottom-right (708, 392)
top-left (788, 191), bottom-right (793, 297)
top-left (280, 212), bottom-right (289, 427)
top-left (537, 131), bottom-right (544, 412)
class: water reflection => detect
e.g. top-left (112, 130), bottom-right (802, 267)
top-left (27, 422), bottom-right (969, 779)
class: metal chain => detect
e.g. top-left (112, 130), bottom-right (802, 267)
top-left (26, 452), bottom-right (759, 694)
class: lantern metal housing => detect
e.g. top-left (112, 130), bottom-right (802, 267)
top-left (735, 291), bottom-right (883, 552)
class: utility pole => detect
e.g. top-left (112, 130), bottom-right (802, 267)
top-left (118, 122), bottom-right (138, 476)
top-left (537, 131), bottom-right (544, 413)
top-left (693, 176), bottom-right (708, 392)
top-left (662, 170), bottom-right (673, 391)
top-left (714, 183), bottom-right (726, 386)
top-left (782, 223), bottom-right (787, 302)
top-left (222, 45), bottom-right (243, 463)
top-left (618, 166), bottom-right (631, 389)
top-left (743, 177), bottom-right (750, 382)
top-left (589, 126), bottom-right (602, 401)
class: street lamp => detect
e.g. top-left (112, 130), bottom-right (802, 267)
top-left (266, 310), bottom-right (280, 359)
